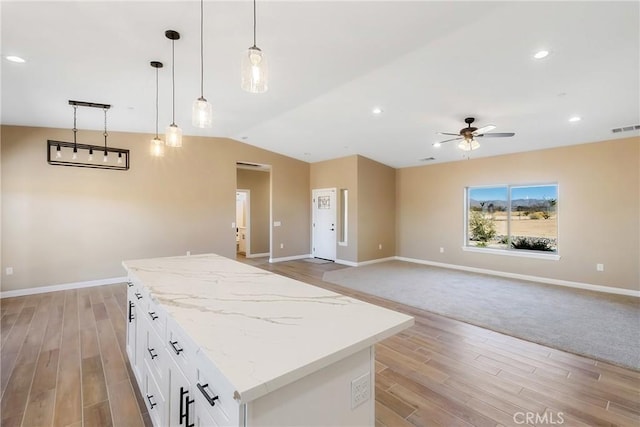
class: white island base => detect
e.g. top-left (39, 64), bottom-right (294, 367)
top-left (123, 254), bottom-right (413, 427)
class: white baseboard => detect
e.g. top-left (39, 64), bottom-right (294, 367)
top-left (395, 256), bottom-right (640, 298)
top-left (1, 276), bottom-right (128, 299)
top-left (246, 252), bottom-right (270, 259)
top-left (336, 257), bottom-right (396, 267)
top-left (269, 254), bottom-right (312, 263)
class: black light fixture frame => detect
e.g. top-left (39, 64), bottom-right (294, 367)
top-left (47, 100), bottom-right (130, 171)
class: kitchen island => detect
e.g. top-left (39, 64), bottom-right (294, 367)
top-left (123, 254), bottom-right (413, 426)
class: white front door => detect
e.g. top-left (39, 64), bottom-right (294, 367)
top-left (312, 188), bottom-right (337, 261)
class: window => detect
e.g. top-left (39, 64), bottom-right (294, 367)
top-left (466, 184), bottom-right (558, 253)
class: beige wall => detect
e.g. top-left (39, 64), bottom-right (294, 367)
top-left (237, 169), bottom-right (270, 255)
top-left (310, 155), bottom-right (396, 263)
top-left (396, 137), bottom-right (640, 291)
top-left (357, 156), bottom-right (396, 261)
top-left (1, 125), bottom-right (309, 292)
top-left (310, 155), bottom-right (358, 262)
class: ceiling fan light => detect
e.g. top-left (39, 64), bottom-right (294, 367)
top-left (458, 139), bottom-right (480, 151)
top-left (192, 97), bottom-right (213, 128)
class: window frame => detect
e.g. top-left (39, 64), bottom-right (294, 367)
top-left (463, 183), bottom-right (560, 260)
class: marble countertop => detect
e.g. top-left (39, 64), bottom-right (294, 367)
top-left (122, 254), bottom-right (413, 404)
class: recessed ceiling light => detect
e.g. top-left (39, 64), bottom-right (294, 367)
top-left (569, 116), bottom-right (581, 122)
top-left (372, 107), bottom-right (383, 115)
top-left (433, 142), bottom-right (441, 148)
top-left (5, 55), bottom-right (26, 63)
top-left (533, 50), bottom-right (549, 59)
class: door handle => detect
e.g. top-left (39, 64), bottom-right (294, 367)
top-left (128, 301), bottom-right (135, 323)
top-left (148, 311), bottom-right (158, 320)
top-left (146, 394), bottom-right (157, 409)
top-left (147, 348), bottom-right (158, 359)
top-left (169, 340), bottom-right (184, 355)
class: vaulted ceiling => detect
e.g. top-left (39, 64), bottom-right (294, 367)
top-left (2, 1), bottom-right (638, 167)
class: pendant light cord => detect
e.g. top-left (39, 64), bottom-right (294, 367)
top-left (253, 0), bottom-right (257, 48)
top-left (200, 0), bottom-right (204, 98)
top-left (171, 38), bottom-right (176, 125)
top-left (155, 66), bottom-right (159, 138)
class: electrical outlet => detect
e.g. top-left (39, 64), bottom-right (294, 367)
top-left (351, 372), bottom-right (371, 409)
top-left (280, 243), bottom-right (284, 249)
top-left (596, 263), bottom-right (604, 272)
top-left (440, 247), bottom-right (444, 253)
top-left (186, 251), bottom-right (191, 256)
top-left (6, 267), bottom-right (13, 276)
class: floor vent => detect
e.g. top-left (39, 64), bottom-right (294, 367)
top-left (611, 124), bottom-right (640, 133)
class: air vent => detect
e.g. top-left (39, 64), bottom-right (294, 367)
top-left (237, 161), bottom-right (262, 167)
top-left (611, 124), bottom-right (640, 133)
top-left (419, 157), bottom-right (435, 162)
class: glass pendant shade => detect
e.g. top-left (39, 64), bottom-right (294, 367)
top-left (192, 97), bottom-right (213, 128)
top-left (165, 124), bottom-right (183, 147)
top-left (241, 47), bottom-right (268, 93)
top-left (150, 137), bottom-right (165, 157)
top-left (458, 139), bottom-right (480, 151)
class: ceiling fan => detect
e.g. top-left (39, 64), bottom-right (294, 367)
top-left (434, 117), bottom-right (515, 151)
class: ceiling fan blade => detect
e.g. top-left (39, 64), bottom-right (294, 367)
top-left (473, 124), bottom-right (496, 134)
top-left (433, 137), bottom-right (463, 146)
top-left (477, 132), bottom-right (515, 138)
top-left (437, 132), bottom-right (460, 136)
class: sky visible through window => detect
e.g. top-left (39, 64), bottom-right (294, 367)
top-left (470, 185), bottom-right (557, 201)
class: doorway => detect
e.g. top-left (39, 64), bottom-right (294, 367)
top-left (312, 188), bottom-right (337, 261)
top-left (236, 190), bottom-right (250, 255)
top-left (236, 162), bottom-right (272, 258)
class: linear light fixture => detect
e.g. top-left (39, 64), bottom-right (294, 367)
top-left (47, 100), bottom-right (130, 170)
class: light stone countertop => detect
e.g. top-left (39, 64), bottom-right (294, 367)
top-left (122, 253), bottom-right (414, 404)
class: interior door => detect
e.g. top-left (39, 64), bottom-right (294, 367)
top-left (312, 188), bottom-right (337, 261)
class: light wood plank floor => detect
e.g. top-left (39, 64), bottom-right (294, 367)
top-left (1, 257), bottom-right (639, 426)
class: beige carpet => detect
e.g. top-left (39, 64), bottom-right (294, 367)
top-left (323, 260), bottom-right (640, 370)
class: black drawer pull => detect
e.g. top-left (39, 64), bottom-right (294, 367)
top-left (147, 348), bottom-right (158, 359)
top-left (179, 387), bottom-right (194, 427)
top-left (197, 383), bottom-right (219, 406)
top-left (127, 281), bottom-right (134, 287)
top-left (135, 292), bottom-right (143, 300)
top-left (148, 311), bottom-right (159, 320)
top-left (169, 340), bottom-right (184, 355)
top-left (128, 301), bottom-right (135, 323)
top-left (146, 394), bottom-right (157, 409)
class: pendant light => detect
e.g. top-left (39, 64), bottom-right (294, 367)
top-left (192, 0), bottom-right (212, 127)
top-left (150, 61), bottom-right (165, 157)
top-left (241, 0), bottom-right (268, 93)
top-left (165, 30), bottom-right (182, 147)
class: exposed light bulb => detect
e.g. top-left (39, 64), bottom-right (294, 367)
top-left (88, 148), bottom-right (94, 161)
top-left (192, 97), bottom-right (212, 128)
top-left (165, 124), bottom-right (182, 147)
top-left (150, 137), bottom-right (165, 157)
top-left (242, 47), bottom-right (268, 93)
top-left (72, 147), bottom-right (78, 160)
top-left (117, 153), bottom-right (123, 164)
top-left (56, 144), bottom-right (62, 158)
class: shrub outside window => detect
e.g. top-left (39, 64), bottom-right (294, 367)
top-left (466, 184), bottom-right (558, 253)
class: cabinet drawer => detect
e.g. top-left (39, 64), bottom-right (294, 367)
top-left (166, 317), bottom-right (198, 385)
top-left (143, 361), bottom-right (167, 427)
top-left (142, 324), bottom-right (167, 386)
top-left (145, 297), bottom-right (166, 340)
top-left (194, 352), bottom-right (240, 427)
